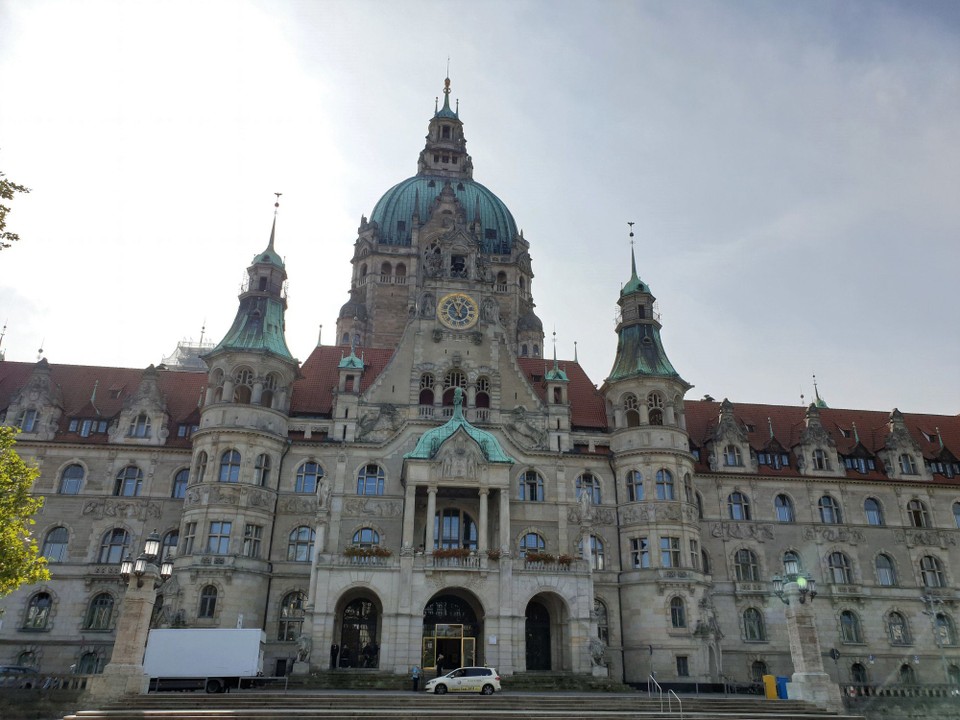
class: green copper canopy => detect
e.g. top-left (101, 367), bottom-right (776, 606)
top-left (405, 388), bottom-right (514, 463)
top-left (606, 322), bottom-right (683, 382)
top-left (210, 295), bottom-right (294, 360)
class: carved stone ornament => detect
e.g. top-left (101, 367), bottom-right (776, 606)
top-left (281, 496), bottom-right (319, 514)
top-left (801, 526), bottom-right (865, 545)
top-left (710, 522), bottom-right (775, 543)
top-left (357, 404), bottom-right (405, 442)
top-left (567, 503), bottom-right (616, 527)
top-left (504, 406), bottom-right (548, 450)
top-left (343, 498), bottom-right (402, 518)
top-left (82, 499), bottom-right (162, 521)
top-left (894, 529), bottom-right (957, 548)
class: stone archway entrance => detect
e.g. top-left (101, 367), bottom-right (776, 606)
top-left (523, 592), bottom-right (571, 672)
top-left (525, 600), bottom-right (551, 670)
top-left (422, 591), bottom-right (483, 672)
top-left (333, 593), bottom-right (382, 669)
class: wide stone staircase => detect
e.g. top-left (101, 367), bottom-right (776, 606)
top-left (63, 689), bottom-right (866, 720)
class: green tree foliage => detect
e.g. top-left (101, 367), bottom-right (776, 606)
top-left (0, 171), bottom-right (30, 251)
top-left (0, 427), bottom-right (49, 596)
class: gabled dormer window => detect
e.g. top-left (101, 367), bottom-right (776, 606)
top-left (899, 454), bottom-right (918, 475)
top-left (724, 445), bottom-right (743, 467)
top-left (757, 452), bottom-right (789, 469)
top-left (812, 448), bottom-right (830, 470)
top-left (844, 456), bottom-right (876, 473)
top-left (18, 408), bottom-right (38, 432)
top-left (128, 413), bottom-right (151, 438)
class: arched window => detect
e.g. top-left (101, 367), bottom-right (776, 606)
top-left (77, 651), bottom-right (101, 675)
top-left (198, 585), bottom-right (218, 618)
top-left (519, 532), bottom-right (545, 557)
top-left (818, 495), bottom-right (842, 524)
top-left (295, 461), bottom-right (323, 493)
top-left (920, 555), bottom-right (946, 588)
top-left (233, 368), bottom-right (254, 404)
top-left (899, 454), bottom-right (918, 475)
top-left (751, 660), bottom-right (768, 683)
top-left (433, 508), bottom-right (478, 550)
top-left (395, 263), bottom-right (407, 282)
top-left (670, 597), bottom-right (686, 628)
top-left (829, 552), bottom-right (853, 584)
top-left (728, 491), bottom-right (751, 521)
top-left (519, 470), bottom-right (544, 502)
top-left (743, 607), bottom-right (765, 641)
top-left (218, 450), bottom-right (241, 483)
top-left (907, 499), bottom-right (929, 528)
top-left (783, 551), bottom-right (802, 575)
top-left (775, 494), bottom-right (795, 522)
top-left (287, 526), bottom-right (315, 562)
top-left (887, 611), bottom-right (910, 644)
top-left (475, 376), bottom-right (490, 409)
top-left (161, 530), bottom-right (178, 560)
top-left (172, 468), bottom-right (189, 498)
top-left (623, 394), bottom-right (640, 427)
top-left (98, 528), bottom-right (130, 564)
top-left (195, 451), bottom-right (208, 483)
top-left (655, 469), bottom-right (675, 500)
top-left (864, 497), bottom-right (884, 525)
top-left (898, 663), bottom-right (916, 684)
top-left (84, 593), bottom-right (115, 630)
top-left (595, 599), bottom-right (609, 644)
top-left (647, 393), bottom-right (663, 425)
top-left (851, 662), bottom-right (868, 685)
top-left (442, 371), bottom-right (466, 405)
top-left (254, 454), bottom-right (271, 487)
top-left (419, 373), bottom-right (434, 406)
top-left (626, 470), bottom-right (643, 502)
top-left (840, 610), bottom-right (863, 643)
top-left (734, 549), bottom-right (760, 582)
top-left (24, 592), bottom-right (52, 629)
top-left (579, 535), bottom-right (605, 570)
top-left (724, 445), bottom-right (742, 466)
top-left (278, 591), bottom-right (306, 641)
top-left (357, 463), bottom-right (385, 495)
top-left (876, 554), bottom-right (897, 586)
top-left (42, 527), bottom-right (69, 562)
top-left (128, 413), bottom-right (151, 438)
top-left (576, 472), bottom-right (601, 504)
top-left (935, 613), bottom-right (957, 646)
top-left (954, 501), bottom-right (960, 529)
top-left (352, 527), bottom-right (380, 547)
top-left (261, 373), bottom-right (278, 408)
top-left (949, 663), bottom-right (960, 686)
top-left (113, 465), bottom-right (143, 497)
top-left (59, 464), bottom-right (84, 494)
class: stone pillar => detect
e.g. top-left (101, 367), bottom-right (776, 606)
top-left (402, 482), bottom-right (417, 550)
top-left (478, 489), bottom-right (489, 551)
top-left (85, 567), bottom-right (159, 701)
top-left (425, 486), bottom-right (437, 551)
top-left (498, 488), bottom-right (511, 551)
top-left (783, 582), bottom-right (843, 712)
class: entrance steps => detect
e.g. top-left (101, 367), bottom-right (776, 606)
top-left (64, 690), bottom-right (865, 720)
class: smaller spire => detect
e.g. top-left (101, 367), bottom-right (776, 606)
top-left (852, 421), bottom-right (860, 444)
top-left (767, 417), bottom-right (774, 439)
top-left (90, 380), bottom-right (100, 416)
top-left (936, 426), bottom-right (944, 450)
top-left (268, 193), bottom-right (281, 253)
top-left (813, 373), bottom-right (828, 408)
top-left (317, 324), bottom-right (323, 347)
top-left (574, 340), bottom-right (578, 363)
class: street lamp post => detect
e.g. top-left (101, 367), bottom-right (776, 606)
top-left (770, 572), bottom-right (843, 712)
top-left (920, 594), bottom-right (951, 685)
top-left (86, 530), bottom-right (173, 702)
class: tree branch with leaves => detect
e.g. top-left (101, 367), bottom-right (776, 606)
top-left (0, 171), bottom-right (30, 251)
top-left (0, 427), bottom-right (49, 596)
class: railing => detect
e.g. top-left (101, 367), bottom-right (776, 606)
top-left (418, 405), bottom-right (434, 418)
top-left (0, 673), bottom-right (89, 690)
top-left (845, 682), bottom-right (960, 699)
top-left (519, 559), bottom-right (587, 573)
top-left (648, 674), bottom-right (663, 711)
top-left (474, 408), bottom-right (490, 422)
top-left (335, 554), bottom-right (395, 567)
top-left (668, 689), bottom-right (683, 719)
top-left (495, 283), bottom-right (508, 292)
top-left (440, 407), bottom-right (454, 418)
top-left (424, 554), bottom-right (481, 570)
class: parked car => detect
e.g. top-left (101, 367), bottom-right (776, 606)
top-left (424, 666), bottom-right (501, 695)
top-left (0, 665), bottom-right (39, 688)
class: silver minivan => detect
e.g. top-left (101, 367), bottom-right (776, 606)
top-left (424, 666), bottom-right (501, 694)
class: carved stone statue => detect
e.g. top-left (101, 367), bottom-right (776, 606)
top-left (296, 633), bottom-right (313, 663)
top-left (589, 638), bottom-right (606, 667)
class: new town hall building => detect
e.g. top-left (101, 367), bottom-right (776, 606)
top-left (1, 79), bottom-right (959, 689)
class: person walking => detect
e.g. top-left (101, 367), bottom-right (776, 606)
top-left (411, 664), bottom-right (422, 692)
top-left (435, 653), bottom-right (445, 678)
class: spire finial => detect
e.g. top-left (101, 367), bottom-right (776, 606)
top-left (628, 221), bottom-right (638, 279)
top-left (852, 421), bottom-right (860, 444)
top-left (268, 193), bottom-right (282, 252)
top-left (37, 339), bottom-right (44, 362)
top-left (199, 322), bottom-right (206, 347)
top-left (936, 426), bottom-right (944, 450)
top-left (552, 330), bottom-right (559, 370)
top-left (574, 340), bottom-right (578, 363)
top-left (768, 416), bottom-right (774, 439)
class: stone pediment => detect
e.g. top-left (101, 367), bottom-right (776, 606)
top-left (435, 430), bottom-right (485, 480)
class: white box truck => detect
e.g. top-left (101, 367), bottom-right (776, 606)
top-left (142, 628), bottom-right (266, 693)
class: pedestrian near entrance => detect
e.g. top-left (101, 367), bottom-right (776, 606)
top-left (411, 664), bottom-right (422, 692)
top-left (330, 643), bottom-right (339, 669)
top-left (435, 653), bottom-right (445, 677)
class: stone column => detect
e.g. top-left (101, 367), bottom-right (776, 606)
top-left (782, 582), bottom-right (843, 712)
top-left (498, 488), bottom-right (511, 551)
top-left (425, 486), bottom-right (437, 552)
top-left (478, 488), bottom-right (489, 552)
top-left (402, 482), bottom-right (417, 550)
top-left (85, 567), bottom-right (159, 701)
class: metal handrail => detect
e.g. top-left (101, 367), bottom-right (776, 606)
top-left (648, 674), bottom-right (663, 712)
top-left (668, 689), bottom-right (683, 720)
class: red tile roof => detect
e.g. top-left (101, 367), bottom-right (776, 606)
top-left (290, 346), bottom-right (397, 417)
top-left (516, 358), bottom-right (609, 430)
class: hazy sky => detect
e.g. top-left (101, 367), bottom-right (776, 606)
top-left (1, 0), bottom-right (957, 414)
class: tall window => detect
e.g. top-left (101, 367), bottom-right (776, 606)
top-left (579, 535), bottom-right (605, 570)
top-left (734, 549), bottom-right (760, 581)
top-left (198, 585), bottom-right (218, 618)
top-left (475, 376), bottom-right (490, 409)
top-left (172, 468), bottom-right (189, 499)
top-left (128, 413), bottom-right (151, 438)
top-left (743, 608), bottom-right (766, 641)
top-left (660, 536), bottom-right (681, 568)
top-left (647, 393), bottom-right (663, 425)
top-left (887, 612), bottom-right (910, 645)
top-left (59, 464), bottom-right (84, 494)
top-left (419, 373), bottom-right (435, 406)
top-left (840, 610), bottom-right (863, 643)
top-left (42, 527), bottom-right (69, 562)
top-left (287, 526), bottom-right (315, 562)
top-left (655, 469), bottom-right (675, 500)
top-left (876, 554), bottom-right (897, 586)
top-left (161, 531), bottom-right (178, 560)
top-left (864, 497), bottom-right (884, 526)
top-left (670, 597), bottom-right (686, 628)
top-left (296, 461), bottom-right (324, 493)
top-left (433, 509), bottom-right (477, 550)
top-left (920, 555), bottom-right (946, 588)
top-left (818, 495), bottom-right (842, 524)
top-left (774, 494), bottom-right (795, 522)
top-left (851, 663), bottom-right (868, 685)
top-left (254, 454), bottom-right (271, 487)
top-left (278, 591), bottom-right (306, 641)
top-left (812, 448), bottom-right (829, 470)
top-left (899, 454), bottom-right (918, 475)
top-left (195, 451), bottom-right (208, 483)
top-left (218, 450), bottom-right (241, 483)
top-left (626, 470), bottom-right (644, 502)
top-left (631, 537), bottom-right (650, 568)
top-left (357, 463), bottom-right (385, 495)
top-left (261, 373), bottom-right (278, 408)
top-left (113, 466), bottom-right (143, 497)
top-left (519, 470), bottom-right (544, 502)
top-left (907, 499), bottom-right (929, 528)
top-left (181, 522), bottom-right (197, 555)
top-left (206, 521), bottom-right (232, 554)
top-left (519, 532), bottom-right (545, 557)
top-left (595, 599), bottom-right (609, 644)
top-left (576, 472), bottom-right (601, 504)
top-left (24, 592), bottom-right (52, 629)
top-left (727, 492), bottom-right (751, 521)
top-left (84, 593), bottom-right (114, 630)
top-left (828, 552), bottom-right (853, 584)
top-left (898, 664), bottom-right (916, 684)
top-left (935, 614), bottom-right (957, 646)
top-left (242, 524), bottom-right (263, 558)
top-left (233, 368), bottom-right (254, 403)
top-left (752, 661), bottom-right (768, 683)
top-left (783, 551), bottom-right (802, 575)
top-left (18, 408), bottom-right (38, 432)
top-left (98, 528), bottom-right (130, 564)
top-left (954, 502), bottom-right (960, 529)
top-left (724, 445), bottom-right (742, 466)
top-left (623, 394), bottom-right (640, 427)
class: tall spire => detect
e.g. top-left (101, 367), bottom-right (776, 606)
top-left (267, 192), bottom-right (281, 253)
top-left (813, 373), bottom-right (828, 408)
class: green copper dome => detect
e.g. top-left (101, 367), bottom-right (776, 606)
top-left (370, 176), bottom-right (517, 254)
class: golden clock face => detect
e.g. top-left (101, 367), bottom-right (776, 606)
top-left (437, 292), bottom-right (479, 330)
